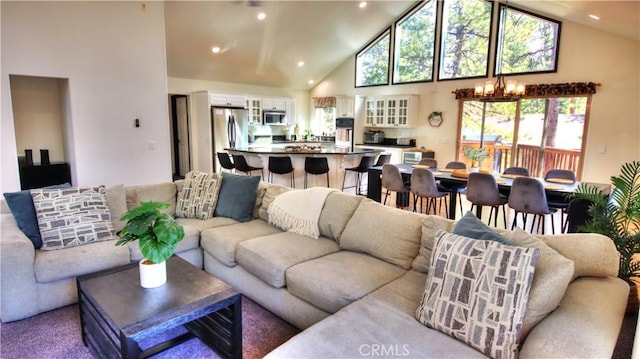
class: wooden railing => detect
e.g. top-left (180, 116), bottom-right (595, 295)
top-left (458, 141), bottom-right (581, 178)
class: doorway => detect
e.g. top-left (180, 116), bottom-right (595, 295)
top-left (170, 95), bottom-right (191, 179)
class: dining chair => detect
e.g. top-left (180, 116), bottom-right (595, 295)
top-left (443, 161), bottom-right (467, 217)
top-left (217, 152), bottom-right (235, 173)
top-left (503, 166), bottom-right (530, 177)
top-left (342, 156), bottom-right (375, 195)
top-left (232, 154), bottom-right (264, 179)
top-left (465, 172), bottom-right (508, 228)
top-left (418, 158), bottom-right (438, 168)
top-left (508, 177), bottom-right (556, 234)
top-left (410, 168), bottom-right (450, 217)
top-left (374, 153), bottom-right (391, 166)
top-left (544, 169), bottom-right (577, 233)
top-left (381, 164), bottom-right (410, 207)
top-left (268, 156), bottom-right (295, 187)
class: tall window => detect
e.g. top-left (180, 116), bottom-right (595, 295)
top-left (495, 4), bottom-right (561, 75)
top-left (392, 0), bottom-right (437, 84)
top-left (355, 28), bottom-right (391, 87)
top-left (438, 0), bottom-right (492, 80)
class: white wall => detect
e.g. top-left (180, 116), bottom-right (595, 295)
top-left (311, 18), bottom-right (640, 183)
top-left (1, 2), bottom-right (171, 191)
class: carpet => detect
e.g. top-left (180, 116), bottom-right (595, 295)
top-left (0, 296), bottom-right (299, 359)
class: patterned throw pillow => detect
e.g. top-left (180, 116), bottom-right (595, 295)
top-left (416, 230), bottom-right (539, 359)
top-left (175, 171), bottom-right (222, 219)
top-left (31, 187), bottom-right (116, 250)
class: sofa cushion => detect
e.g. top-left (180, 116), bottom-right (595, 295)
top-left (340, 199), bottom-right (423, 269)
top-left (32, 187), bottom-right (116, 250)
top-left (286, 251), bottom-right (406, 313)
top-left (201, 219), bottom-right (282, 267)
top-left (236, 232), bottom-right (340, 288)
top-left (174, 216), bottom-right (238, 232)
top-left (507, 228), bottom-right (575, 341)
top-left (453, 211), bottom-right (511, 245)
top-left (131, 182), bottom-right (178, 215)
top-left (127, 223), bottom-right (200, 262)
top-left (415, 230), bottom-right (539, 359)
top-left (258, 183), bottom-right (291, 221)
top-left (105, 184), bottom-right (127, 233)
top-left (318, 191), bottom-right (364, 242)
top-left (2, 183), bottom-right (71, 249)
top-left (175, 171), bottom-right (222, 220)
top-left (34, 238), bottom-right (130, 283)
top-left (214, 172), bottom-right (260, 222)
top-left (412, 215), bottom-right (456, 273)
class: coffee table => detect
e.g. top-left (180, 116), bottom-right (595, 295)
top-left (77, 256), bottom-right (241, 359)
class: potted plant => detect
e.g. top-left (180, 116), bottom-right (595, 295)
top-left (462, 146), bottom-right (489, 172)
top-left (571, 161), bottom-right (640, 311)
top-left (116, 201), bottom-right (185, 288)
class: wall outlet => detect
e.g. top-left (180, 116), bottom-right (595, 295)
top-left (439, 138), bottom-right (450, 144)
top-left (148, 141), bottom-right (155, 150)
top-left (598, 144), bottom-right (607, 154)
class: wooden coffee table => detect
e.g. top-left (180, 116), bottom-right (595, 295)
top-left (77, 256), bottom-right (241, 358)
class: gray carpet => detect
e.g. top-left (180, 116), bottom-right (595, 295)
top-left (0, 296), bottom-right (299, 359)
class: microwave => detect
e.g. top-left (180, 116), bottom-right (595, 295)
top-left (263, 111), bottom-right (287, 125)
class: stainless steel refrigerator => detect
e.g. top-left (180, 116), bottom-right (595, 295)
top-left (335, 117), bottom-right (354, 152)
top-left (211, 106), bottom-right (249, 171)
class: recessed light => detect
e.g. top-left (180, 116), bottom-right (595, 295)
top-left (211, 46), bottom-right (221, 53)
top-left (359, 2), bottom-right (367, 8)
top-left (257, 12), bottom-right (266, 20)
top-left (589, 14), bottom-right (600, 20)
top-left (308, 80), bottom-right (314, 85)
top-left (297, 61), bottom-right (305, 67)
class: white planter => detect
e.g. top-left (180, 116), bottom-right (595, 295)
top-left (139, 259), bottom-right (167, 288)
top-left (468, 167), bottom-right (480, 173)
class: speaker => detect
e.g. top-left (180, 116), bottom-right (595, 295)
top-left (25, 149), bottom-right (33, 166)
top-left (40, 149), bottom-right (50, 165)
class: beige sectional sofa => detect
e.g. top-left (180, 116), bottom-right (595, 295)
top-left (0, 179), bottom-right (629, 358)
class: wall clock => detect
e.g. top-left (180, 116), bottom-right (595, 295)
top-left (428, 111), bottom-right (443, 127)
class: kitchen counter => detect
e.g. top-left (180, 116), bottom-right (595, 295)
top-left (231, 146), bottom-right (377, 155)
top-left (356, 143), bottom-right (415, 148)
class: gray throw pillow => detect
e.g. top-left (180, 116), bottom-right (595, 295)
top-left (453, 211), bottom-right (512, 245)
top-left (214, 172), bottom-right (261, 222)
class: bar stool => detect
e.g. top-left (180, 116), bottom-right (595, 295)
top-left (232, 154), bottom-right (263, 179)
top-left (304, 157), bottom-right (329, 188)
top-left (508, 177), bottom-right (556, 234)
top-left (217, 152), bottom-right (235, 173)
top-left (268, 156), bottom-right (295, 187)
top-left (466, 172), bottom-right (508, 228)
top-left (544, 169), bottom-right (576, 233)
top-left (342, 156), bottom-right (375, 195)
top-left (410, 168), bottom-right (450, 216)
top-left (381, 164), bottom-right (410, 207)
top-left (374, 153), bottom-right (391, 166)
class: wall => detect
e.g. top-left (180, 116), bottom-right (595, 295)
top-left (1, 2), bottom-right (171, 191)
top-left (310, 18), bottom-right (640, 183)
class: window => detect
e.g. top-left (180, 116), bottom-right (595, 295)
top-left (438, 0), bottom-right (493, 80)
top-left (355, 28), bottom-right (391, 87)
top-left (314, 107), bottom-right (336, 136)
top-left (494, 4), bottom-right (561, 75)
top-left (392, 0), bottom-right (437, 84)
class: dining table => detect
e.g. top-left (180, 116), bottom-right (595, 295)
top-left (367, 163), bottom-right (610, 220)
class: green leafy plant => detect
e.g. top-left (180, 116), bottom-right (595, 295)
top-left (571, 161), bottom-right (640, 283)
top-left (115, 201), bottom-right (185, 264)
top-left (462, 146), bottom-right (490, 167)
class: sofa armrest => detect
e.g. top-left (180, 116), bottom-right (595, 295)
top-left (520, 276), bottom-right (628, 358)
top-left (0, 214), bottom-right (39, 322)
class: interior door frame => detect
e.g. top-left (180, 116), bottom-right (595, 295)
top-left (170, 94), bottom-right (191, 178)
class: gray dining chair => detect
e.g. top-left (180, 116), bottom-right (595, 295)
top-left (418, 158), bottom-right (438, 168)
top-left (443, 161), bottom-right (467, 217)
top-left (508, 177), bottom-right (556, 234)
top-left (544, 169), bottom-right (577, 233)
top-left (410, 168), bottom-right (449, 217)
top-left (466, 172), bottom-right (508, 228)
top-left (381, 164), bottom-right (410, 207)
top-left (503, 166), bottom-right (530, 177)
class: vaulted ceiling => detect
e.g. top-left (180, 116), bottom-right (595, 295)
top-left (163, 1), bottom-right (640, 90)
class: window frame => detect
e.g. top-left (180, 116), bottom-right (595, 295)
top-left (355, 27), bottom-right (392, 88)
top-left (493, 3), bottom-right (562, 76)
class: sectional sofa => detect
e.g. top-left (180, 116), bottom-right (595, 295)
top-left (0, 177), bottom-right (629, 358)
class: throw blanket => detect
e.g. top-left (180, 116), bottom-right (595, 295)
top-left (268, 187), bottom-right (337, 239)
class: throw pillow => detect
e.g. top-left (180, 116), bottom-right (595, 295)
top-left (175, 171), bottom-right (222, 220)
top-left (3, 183), bottom-right (71, 249)
top-left (416, 230), bottom-right (539, 359)
top-left (214, 172), bottom-right (260, 222)
top-left (31, 187), bottom-right (116, 250)
top-left (508, 228), bottom-right (575, 341)
top-left (105, 184), bottom-right (127, 233)
top-left (453, 211), bottom-right (512, 245)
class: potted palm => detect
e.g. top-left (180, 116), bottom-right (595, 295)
top-left (462, 146), bottom-right (489, 172)
top-left (116, 201), bottom-right (185, 288)
top-left (571, 161), bottom-right (640, 311)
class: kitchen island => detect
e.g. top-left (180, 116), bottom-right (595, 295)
top-left (226, 146), bottom-right (381, 189)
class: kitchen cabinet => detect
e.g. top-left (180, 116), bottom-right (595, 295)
top-left (209, 93), bottom-right (247, 108)
top-left (246, 98), bottom-right (262, 125)
top-left (261, 98), bottom-right (287, 111)
top-left (336, 97), bottom-right (354, 118)
top-left (364, 95), bottom-right (418, 128)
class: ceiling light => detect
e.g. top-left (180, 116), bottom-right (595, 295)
top-left (297, 61), bottom-right (304, 67)
top-left (589, 14), bottom-right (600, 20)
top-left (211, 46), bottom-right (221, 53)
top-left (308, 80), bottom-right (314, 85)
top-left (257, 12), bottom-right (266, 20)
top-left (359, 2), bottom-right (367, 8)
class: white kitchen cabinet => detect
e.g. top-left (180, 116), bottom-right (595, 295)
top-left (246, 98), bottom-right (262, 125)
top-left (364, 98), bottom-right (386, 127)
top-left (261, 98), bottom-right (287, 111)
top-left (209, 93), bottom-right (247, 108)
top-left (364, 95), bottom-right (418, 128)
top-left (336, 97), bottom-right (355, 118)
